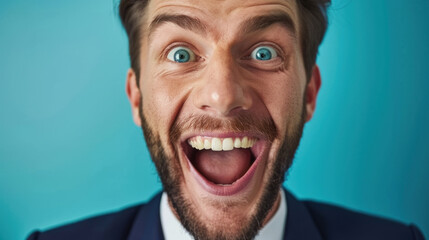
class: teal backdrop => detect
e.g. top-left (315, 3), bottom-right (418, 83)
top-left (1, 0), bottom-right (428, 239)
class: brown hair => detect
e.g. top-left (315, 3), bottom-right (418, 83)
top-left (119, 0), bottom-right (331, 84)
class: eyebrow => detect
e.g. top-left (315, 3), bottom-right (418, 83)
top-left (148, 14), bottom-right (207, 39)
top-left (148, 11), bottom-right (296, 39)
top-left (240, 11), bottom-right (296, 37)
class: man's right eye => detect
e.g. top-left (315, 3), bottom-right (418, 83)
top-left (167, 46), bottom-right (196, 63)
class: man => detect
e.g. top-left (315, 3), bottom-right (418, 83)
top-left (27, 0), bottom-right (425, 239)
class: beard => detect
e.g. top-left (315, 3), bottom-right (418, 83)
top-left (139, 101), bottom-right (306, 240)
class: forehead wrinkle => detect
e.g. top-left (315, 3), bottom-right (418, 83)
top-left (148, 13), bottom-right (207, 40)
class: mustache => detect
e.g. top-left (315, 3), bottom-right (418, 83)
top-left (169, 113), bottom-right (277, 143)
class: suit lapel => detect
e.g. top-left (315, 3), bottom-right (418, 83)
top-left (127, 192), bottom-right (165, 240)
top-left (283, 189), bottom-right (323, 240)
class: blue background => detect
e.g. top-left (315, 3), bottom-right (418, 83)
top-left (1, 0), bottom-right (428, 239)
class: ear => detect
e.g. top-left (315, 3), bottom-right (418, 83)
top-left (305, 65), bottom-right (322, 122)
top-left (126, 68), bottom-right (142, 126)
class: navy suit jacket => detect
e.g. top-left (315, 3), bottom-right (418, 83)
top-left (27, 189), bottom-right (425, 240)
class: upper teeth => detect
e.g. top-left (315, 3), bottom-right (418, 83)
top-left (188, 136), bottom-right (257, 151)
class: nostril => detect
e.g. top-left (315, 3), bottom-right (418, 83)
top-left (201, 105), bottom-right (210, 111)
top-left (228, 106), bottom-right (248, 115)
top-left (199, 105), bottom-right (245, 117)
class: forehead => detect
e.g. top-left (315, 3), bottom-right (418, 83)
top-left (144, 0), bottom-right (300, 37)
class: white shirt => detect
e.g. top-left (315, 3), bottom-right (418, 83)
top-left (160, 189), bottom-right (287, 240)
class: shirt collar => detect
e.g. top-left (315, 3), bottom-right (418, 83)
top-left (160, 189), bottom-right (287, 240)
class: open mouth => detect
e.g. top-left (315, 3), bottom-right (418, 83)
top-left (181, 134), bottom-right (266, 196)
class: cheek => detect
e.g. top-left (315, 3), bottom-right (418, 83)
top-left (141, 83), bottom-right (172, 134)
top-left (257, 72), bottom-right (304, 134)
top-left (140, 67), bottom-right (192, 142)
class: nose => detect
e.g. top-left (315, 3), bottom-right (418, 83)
top-left (193, 51), bottom-right (252, 116)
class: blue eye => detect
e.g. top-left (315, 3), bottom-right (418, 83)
top-left (167, 47), bottom-right (196, 63)
top-left (251, 46), bottom-right (278, 61)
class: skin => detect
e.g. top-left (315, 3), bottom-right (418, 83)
top-left (126, 0), bottom-right (321, 238)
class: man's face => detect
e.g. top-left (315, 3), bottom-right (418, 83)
top-left (126, 0), bottom-right (320, 239)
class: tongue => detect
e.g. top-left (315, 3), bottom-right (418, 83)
top-left (193, 149), bottom-right (251, 184)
